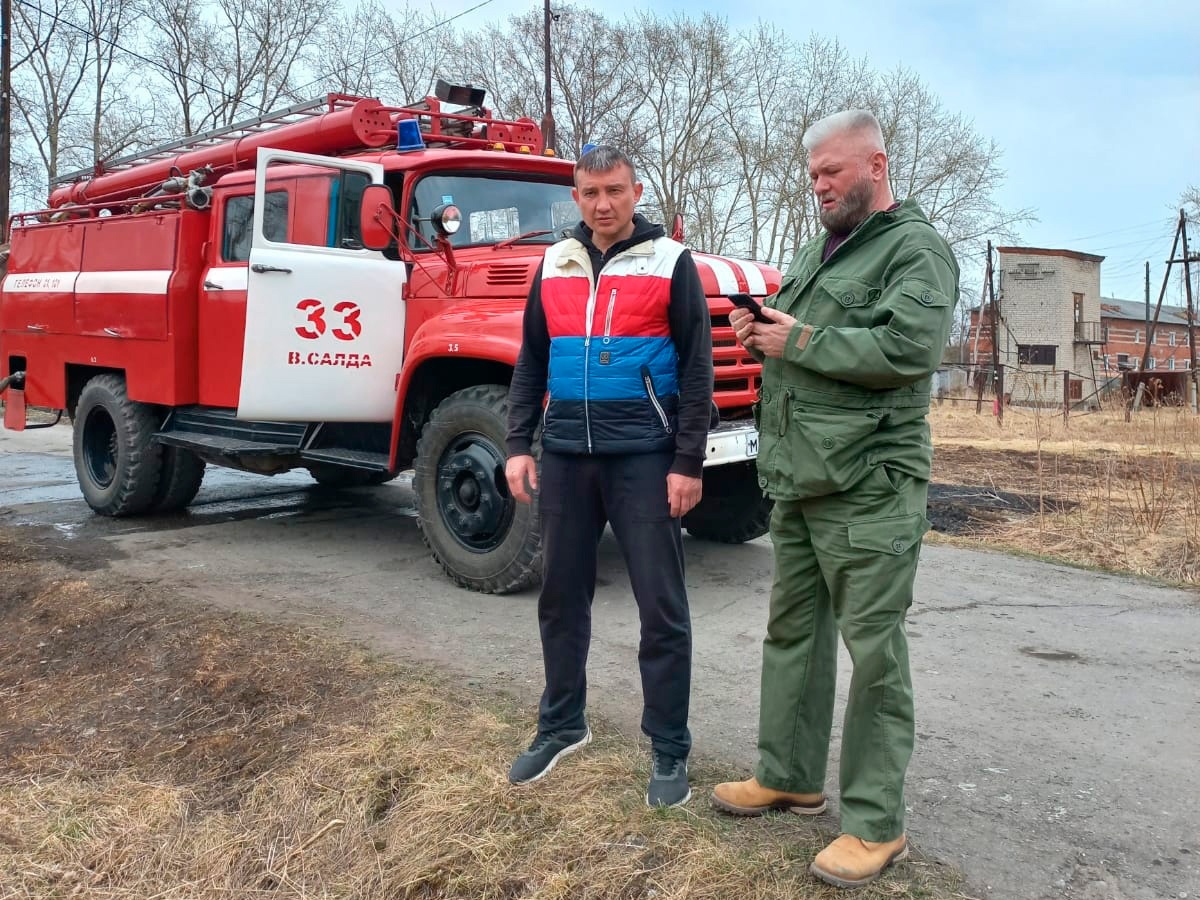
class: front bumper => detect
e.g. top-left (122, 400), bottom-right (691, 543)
top-left (703, 421), bottom-right (760, 468)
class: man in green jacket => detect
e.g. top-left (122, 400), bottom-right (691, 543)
top-left (711, 110), bottom-right (958, 889)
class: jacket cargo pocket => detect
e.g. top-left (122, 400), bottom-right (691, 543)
top-left (897, 278), bottom-right (953, 352)
top-left (846, 512), bottom-right (929, 555)
top-left (786, 405), bottom-right (882, 495)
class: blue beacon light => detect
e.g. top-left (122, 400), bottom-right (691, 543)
top-left (397, 118), bottom-right (426, 152)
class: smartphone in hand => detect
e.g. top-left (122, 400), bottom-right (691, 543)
top-left (728, 292), bottom-right (773, 324)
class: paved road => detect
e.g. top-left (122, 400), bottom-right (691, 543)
top-left (2, 423), bottom-right (1198, 899)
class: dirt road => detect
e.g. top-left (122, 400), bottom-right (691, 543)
top-left (2, 423), bottom-right (1198, 899)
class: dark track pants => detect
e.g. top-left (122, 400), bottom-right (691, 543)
top-left (535, 450), bottom-right (692, 759)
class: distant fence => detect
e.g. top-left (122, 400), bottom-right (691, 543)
top-left (931, 363), bottom-right (1199, 418)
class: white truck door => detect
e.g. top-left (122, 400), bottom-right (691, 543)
top-left (239, 149), bottom-right (404, 422)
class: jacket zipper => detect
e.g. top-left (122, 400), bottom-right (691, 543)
top-left (603, 288), bottom-right (617, 340)
top-left (583, 271), bottom-right (600, 453)
top-left (641, 366), bottom-right (673, 434)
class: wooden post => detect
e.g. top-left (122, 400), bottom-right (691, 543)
top-left (996, 365), bottom-right (1005, 424)
top-left (0, 0), bottom-right (10, 242)
top-left (1181, 211), bottom-right (1197, 412)
top-left (1139, 218), bottom-right (1182, 373)
top-left (1063, 370), bottom-right (1070, 424)
top-left (986, 242), bottom-right (1003, 425)
top-left (540, 0), bottom-right (556, 155)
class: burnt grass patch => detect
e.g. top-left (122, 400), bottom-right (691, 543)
top-left (927, 482), bottom-right (1078, 535)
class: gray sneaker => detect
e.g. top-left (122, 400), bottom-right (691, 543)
top-left (646, 750), bottom-right (691, 808)
top-left (507, 727), bottom-right (591, 784)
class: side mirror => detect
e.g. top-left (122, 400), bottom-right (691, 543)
top-left (671, 212), bottom-right (685, 243)
top-left (359, 184), bottom-right (396, 251)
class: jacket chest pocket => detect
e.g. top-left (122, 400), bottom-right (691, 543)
top-left (809, 275), bottom-right (882, 327)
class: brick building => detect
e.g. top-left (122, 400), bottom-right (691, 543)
top-left (965, 246), bottom-right (1197, 406)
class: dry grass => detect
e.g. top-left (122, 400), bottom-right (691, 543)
top-left (927, 403), bottom-right (1200, 586)
top-left (0, 529), bottom-right (966, 900)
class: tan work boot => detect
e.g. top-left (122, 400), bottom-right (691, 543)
top-left (809, 833), bottom-right (909, 888)
top-left (710, 776), bottom-right (826, 816)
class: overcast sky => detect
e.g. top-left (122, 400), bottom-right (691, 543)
top-left (438, 0), bottom-right (1199, 304)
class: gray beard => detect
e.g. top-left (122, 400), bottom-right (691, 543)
top-left (819, 178), bottom-right (874, 236)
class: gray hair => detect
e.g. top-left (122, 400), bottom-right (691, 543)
top-left (574, 145), bottom-right (637, 183)
top-left (801, 110), bottom-right (886, 155)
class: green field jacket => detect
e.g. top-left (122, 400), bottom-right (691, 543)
top-left (755, 199), bottom-right (959, 500)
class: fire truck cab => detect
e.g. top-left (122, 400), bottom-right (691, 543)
top-left (1, 83), bottom-right (776, 594)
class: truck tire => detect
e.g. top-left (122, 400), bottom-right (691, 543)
top-left (414, 385), bottom-right (540, 594)
top-left (152, 447), bottom-right (206, 512)
top-left (308, 465), bottom-right (395, 487)
top-left (683, 461), bottom-right (773, 543)
top-left (72, 374), bottom-right (163, 517)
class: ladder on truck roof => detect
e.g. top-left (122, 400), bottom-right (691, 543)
top-left (52, 95), bottom-right (363, 186)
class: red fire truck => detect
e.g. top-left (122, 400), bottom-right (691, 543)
top-left (0, 82), bottom-right (776, 593)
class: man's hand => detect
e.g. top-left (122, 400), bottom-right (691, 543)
top-left (505, 454), bottom-right (538, 504)
top-left (667, 473), bottom-right (703, 518)
top-left (729, 307), bottom-right (756, 347)
top-left (737, 305), bottom-right (797, 359)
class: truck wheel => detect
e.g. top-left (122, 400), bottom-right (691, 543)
top-left (308, 465), bottom-right (395, 487)
top-left (683, 461), bottom-right (773, 543)
top-left (414, 385), bottom-right (540, 594)
top-left (152, 447), bottom-right (206, 512)
top-left (72, 374), bottom-right (163, 517)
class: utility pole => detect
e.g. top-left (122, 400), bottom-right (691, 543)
top-left (1145, 260), bottom-right (1150, 355)
top-left (1181, 210), bottom-right (1197, 411)
top-left (987, 241), bottom-right (1003, 424)
top-left (1138, 218), bottom-right (1182, 373)
top-left (1, 0), bottom-right (11, 243)
top-left (540, 0), bottom-right (556, 156)
top-left (1130, 217), bottom-right (1186, 414)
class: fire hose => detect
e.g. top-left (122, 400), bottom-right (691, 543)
top-left (0, 371), bottom-right (24, 394)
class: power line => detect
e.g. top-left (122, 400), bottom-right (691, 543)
top-left (1088, 224), bottom-right (1180, 255)
top-left (1065, 216), bottom-right (1176, 244)
top-left (13, 0), bottom-right (232, 103)
top-left (291, 0), bottom-right (499, 97)
top-left (16, 0), bottom-right (500, 127)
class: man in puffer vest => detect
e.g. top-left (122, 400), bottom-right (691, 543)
top-left (504, 145), bottom-right (714, 808)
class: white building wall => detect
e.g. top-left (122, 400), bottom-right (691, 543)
top-left (995, 249), bottom-right (1103, 407)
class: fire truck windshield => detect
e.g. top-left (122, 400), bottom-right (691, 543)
top-left (410, 173), bottom-right (578, 250)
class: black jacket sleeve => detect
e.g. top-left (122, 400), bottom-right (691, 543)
top-left (667, 250), bottom-right (714, 477)
top-left (505, 261), bottom-right (550, 457)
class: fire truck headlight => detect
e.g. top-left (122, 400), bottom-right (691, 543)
top-left (432, 204), bottom-right (462, 236)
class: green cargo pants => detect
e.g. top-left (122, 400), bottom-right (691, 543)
top-left (755, 463), bottom-right (929, 842)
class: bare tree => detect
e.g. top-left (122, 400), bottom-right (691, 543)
top-left (140, 0), bottom-right (330, 135)
top-left (871, 67), bottom-right (1031, 250)
top-left (617, 13), bottom-right (738, 240)
top-left (138, 0), bottom-right (229, 135)
top-left (454, 15), bottom-right (539, 125)
top-left (307, 0), bottom-right (397, 98)
top-left (77, 0), bottom-right (145, 165)
top-left (218, 0), bottom-right (330, 116)
top-left (378, 5), bottom-right (459, 105)
top-left (1183, 186), bottom-right (1200, 223)
top-left (717, 31), bottom-right (874, 265)
top-left (7, 120), bottom-right (47, 213)
top-left (11, 0), bottom-right (89, 188)
top-left (542, 6), bottom-right (646, 158)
